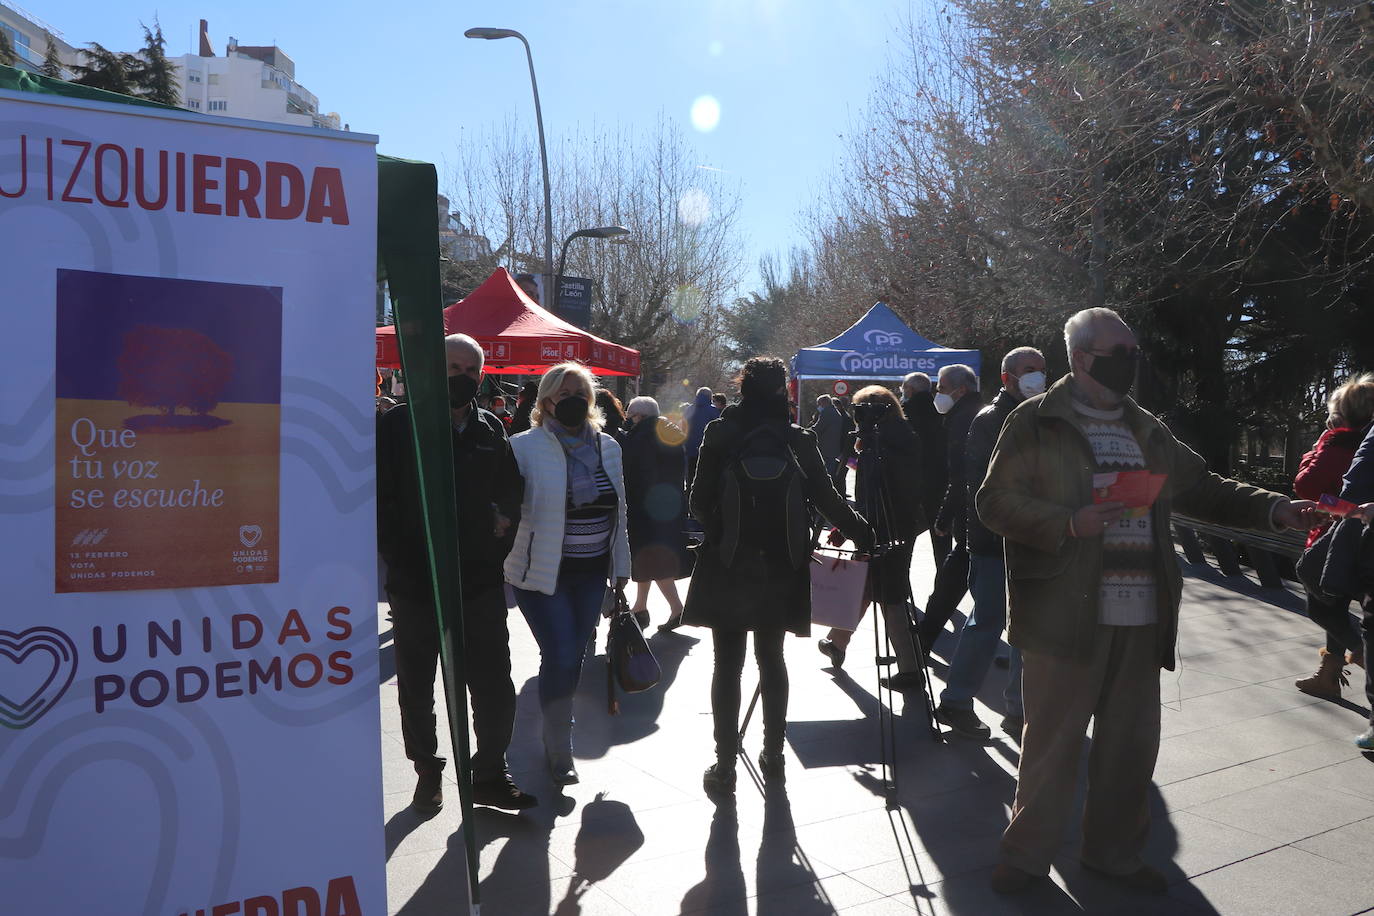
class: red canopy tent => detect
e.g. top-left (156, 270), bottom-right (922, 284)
top-left (375, 267), bottom-right (640, 376)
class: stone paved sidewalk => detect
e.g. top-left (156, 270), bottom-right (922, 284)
top-left (380, 536), bottom-right (1374, 915)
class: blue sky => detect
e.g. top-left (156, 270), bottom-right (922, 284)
top-left (39, 0), bottom-right (912, 294)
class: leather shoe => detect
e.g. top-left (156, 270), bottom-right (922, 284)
top-left (936, 704), bottom-right (991, 739)
top-left (548, 757), bottom-right (579, 787)
top-left (989, 863), bottom-right (1041, 894)
top-left (471, 773), bottom-right (538, 810)
top-left (880, 671), bottom-right (925, 692)
top-left (1081, 862), bottom-right (1168, 895)
top-left (412, 769), bottom-right (443, 813)
top-left (817, 638), bottom-right (845, 669)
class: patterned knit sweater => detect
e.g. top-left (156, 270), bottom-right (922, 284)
top-left (1071, 400), bottom-right (1156, 626)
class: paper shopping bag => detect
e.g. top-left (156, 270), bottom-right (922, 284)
top-left (809, 550), bottom-right (869, 631)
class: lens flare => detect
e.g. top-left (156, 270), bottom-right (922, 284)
top-left (678, 189), bottom-right (711, 226)
top-left (690, 95), bottom-right (721, 132)
top-left (668, 284), bottom-right (704, 324)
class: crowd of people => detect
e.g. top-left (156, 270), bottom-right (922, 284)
top-left (375, 307), bottom-right (1374, 896)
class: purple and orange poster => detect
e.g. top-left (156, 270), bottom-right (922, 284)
top-left (54, 269), bottom-right (283, 592)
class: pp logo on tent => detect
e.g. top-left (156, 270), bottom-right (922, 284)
top-left (0, 626), bottom-right (79, 729)
top-left (864, 330), bottom-right (903, 348)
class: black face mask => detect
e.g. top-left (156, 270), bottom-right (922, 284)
top-left (448, 374), bottom-right (478, 409)
top-left (1086, 352), bottom-right (1137, 397)
top-left (554, 394), bottom-right (590, 427)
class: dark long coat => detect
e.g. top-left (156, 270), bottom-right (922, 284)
top-left (622, 416), bottom-right (690, 581)
top-left (683, 404), bottom-right (871, 635)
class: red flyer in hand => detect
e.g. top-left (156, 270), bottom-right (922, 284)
top-left (1318, 493), bottom-right (1359, 517)
top-left (1093, 471), bottom-right (1168, 517)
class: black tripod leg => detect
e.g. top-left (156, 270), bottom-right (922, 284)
top-left (871, 595), bottom-right (898, 800)
top-left (902, 592), bottom-right (942, 741)
top-left (738, 681), bottom-right (761, 742)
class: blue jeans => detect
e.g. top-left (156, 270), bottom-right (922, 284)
top-left (940, 552), bottom-right (1023, 717)
top-left (513, 568), bottom-right (608, 761)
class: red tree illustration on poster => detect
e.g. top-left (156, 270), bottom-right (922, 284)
top-left (117, 325), bottom-right (234, 430)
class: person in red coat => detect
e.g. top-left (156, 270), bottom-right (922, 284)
top-left (1291, 373), bottom-right (1374, 698)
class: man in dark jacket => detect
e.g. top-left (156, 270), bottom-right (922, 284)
top-left (810, 395), bottom-right (846, 483)
top-left (376, 333), bottom-right (535, 813)
top-left (935, 347), bottom-right (1046, 738)
top-left (902, 372), bottom-right (949, 563)
top-left (915, 364), bottom-right (983, 657)
top-left (978, 309), bottom-right (1316, 895)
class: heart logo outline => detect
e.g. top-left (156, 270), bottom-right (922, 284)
top-left (239, 525), bottom-right (263, 548)
top-left (0, 627), bottom-right (79, 730)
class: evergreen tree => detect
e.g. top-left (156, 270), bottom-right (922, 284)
top-left (129, 21), bottom-right (178, 105)
top-left (70, 43), bottom-right (136, 95)
top-left (40, 33), bottom-right (62, 79)
top-left (0, 28), bottom-right (16, 67)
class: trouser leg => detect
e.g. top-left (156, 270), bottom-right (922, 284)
top-left (928, 525), bottom-right (953, 566)
top-left (753, 629), bottom-right (789, 754)
top-left (1362, 597), bottom-right (1374, 725)
top-left (884, 604), bottom-right (920, 672)
top-left (919, 543), bottom-right (969, 650)
top-left (387, 591), bottom-right (444, 773)
top-left (940, 553), bottom-right (1007, 708)
top-left (1080, 626), bottom-right (1162, 875)
top-left (514, 571), bottom-right (605, 762)
top-left (999, 640), bottom-right (1107, 876)
top-left (461, 585), bottom-right (516, 783)
top-left (711, 629), bottom-right (748, 760)
top-left (1004, 648), bottom-right (1024, 719)
top-left (1305, 590), bottom-right (1359, 656)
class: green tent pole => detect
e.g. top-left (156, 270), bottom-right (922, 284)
top-left (379, 155), bottom-right (481, 914)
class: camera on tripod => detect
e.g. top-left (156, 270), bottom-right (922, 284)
top-left (852, 398), bottom-right (892, 432)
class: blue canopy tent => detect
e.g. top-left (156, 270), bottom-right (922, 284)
top-left (790, 302), bottom-right (981, 383)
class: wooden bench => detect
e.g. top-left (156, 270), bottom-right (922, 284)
top-left (1171, 513), bottom-right (1307, 589)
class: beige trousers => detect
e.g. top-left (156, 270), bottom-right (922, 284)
top-left (999, 624), bottom-right (1161, 877)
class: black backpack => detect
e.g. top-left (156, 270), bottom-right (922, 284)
top-left (718, 422), bottom-right (810, 569)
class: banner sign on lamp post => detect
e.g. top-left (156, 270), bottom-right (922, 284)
top-left (0, 90), bottom-right (384, 915)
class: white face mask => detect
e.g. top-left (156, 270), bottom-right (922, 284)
top-left (933, 392), bottom-right (956, 414)
top-left (1016, 371), bottom-right (1047, 399)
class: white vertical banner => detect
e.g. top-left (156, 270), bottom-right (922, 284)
top-left (0, 90), bottom-right (384, 915)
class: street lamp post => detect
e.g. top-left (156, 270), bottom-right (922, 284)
top-left (464, 27), bottom-right (554, 290)
top-left (555, 226), bottom-right (631, 316)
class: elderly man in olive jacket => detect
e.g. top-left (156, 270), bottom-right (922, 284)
top-left (976, 308), bottom-right (1318, 896)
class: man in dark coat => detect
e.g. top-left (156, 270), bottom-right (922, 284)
top-left (684, 358), bottom-right (871, 794)
top-left (936, 346), bottom-right (1046, 738)
top-left (915, 364), bottom-right (983, 657)
top-left (802, 395), bottom-right (846, 483)
top-left (902, 372), bottom-right (949, 563)
top-left (376, 333), bottom-right (536, 812)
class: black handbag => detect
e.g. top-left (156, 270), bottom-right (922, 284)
top-left (1297, 516), bottom-right (1367, 602)
top-left (604, 588), bottom-right (661, 714)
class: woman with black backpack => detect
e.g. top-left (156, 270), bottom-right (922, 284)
top-left (683, 357), bottom-right (872, 794)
